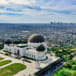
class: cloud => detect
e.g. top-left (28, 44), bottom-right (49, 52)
top-left (0, 0), bottom-right (76, 23)
top-left (0, 0), bottom-right (36, 5)
top-left (6, 8), bottom-right (23, 12)
top-left (0, 12), bottom-right (23, 16)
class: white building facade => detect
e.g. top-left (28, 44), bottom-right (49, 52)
top-left (4, 34), bottom-right (47, 60)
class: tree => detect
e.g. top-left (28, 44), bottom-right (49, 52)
top-left (55, 52), bottom-right (63, 57)
top-left (64, 55), bottom-right (71, 62)
top-left (5, 39), bottom-right (12, 45)
top-left (0, 44), bottom-right (4, 50)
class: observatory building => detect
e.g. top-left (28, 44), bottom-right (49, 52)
top-left (3, 34), bottom-right (61, 76)
top-left (4, 34), bottom-right (47, 60)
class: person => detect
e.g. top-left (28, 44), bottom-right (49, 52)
top-left (29, 74), bottom-right (31, 76)
top-left (23, 61), bottom-right (25, 64)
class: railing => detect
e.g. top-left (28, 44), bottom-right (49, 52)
top-left (34, 58), bottom-right (64, 76)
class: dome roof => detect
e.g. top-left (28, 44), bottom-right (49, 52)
top-left (28, 34), bottom-right (45, 43)
top-left (36, 44), bottom-right (45, 52)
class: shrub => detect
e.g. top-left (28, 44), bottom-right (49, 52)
top-left (60, 71), bottom-right (71, 76)
top-left (64, 55), bottom-right (71, 61)
top-left (72, 71), bottom-right (76, 76)
top-left (72, 65), bottom-right (76, 70)
top-left (0, 45), bottom-right (4, 49)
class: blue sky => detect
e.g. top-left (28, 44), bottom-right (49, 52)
top-left (0, 0), bottom-right (76, 23)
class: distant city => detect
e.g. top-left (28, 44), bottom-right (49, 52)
top-left (0, 23), bottom-right (76, 47)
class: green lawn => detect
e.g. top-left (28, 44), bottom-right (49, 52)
top-left (0, 60), bottom-right (12, 66)
top-left (0, 57), bottom-right (4, 60)
top-left (0, 63), bottom-right (26, 76)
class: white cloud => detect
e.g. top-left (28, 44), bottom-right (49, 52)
top-left (0, 0), bottom-right (76, 23)
top-left (0, 0), bottom-right (8, 5)
top-left (0, 0), bottom-right (36, 6)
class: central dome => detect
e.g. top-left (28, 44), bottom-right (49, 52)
top-left (28, 34), bottom-right (45, 43)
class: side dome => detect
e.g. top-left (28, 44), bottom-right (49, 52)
top-left (36, 44), bottom-right (46, 52)
top-left (28, 34), bottom-right (45, 43)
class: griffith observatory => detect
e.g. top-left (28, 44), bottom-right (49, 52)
top-left (4, 34), bottom-right (47, 60)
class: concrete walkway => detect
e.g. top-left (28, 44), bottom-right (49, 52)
top-left (0, 52), bottom-right (59, 76)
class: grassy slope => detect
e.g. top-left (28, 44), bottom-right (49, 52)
top-left (0, 57), bottom-right (4, 60)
